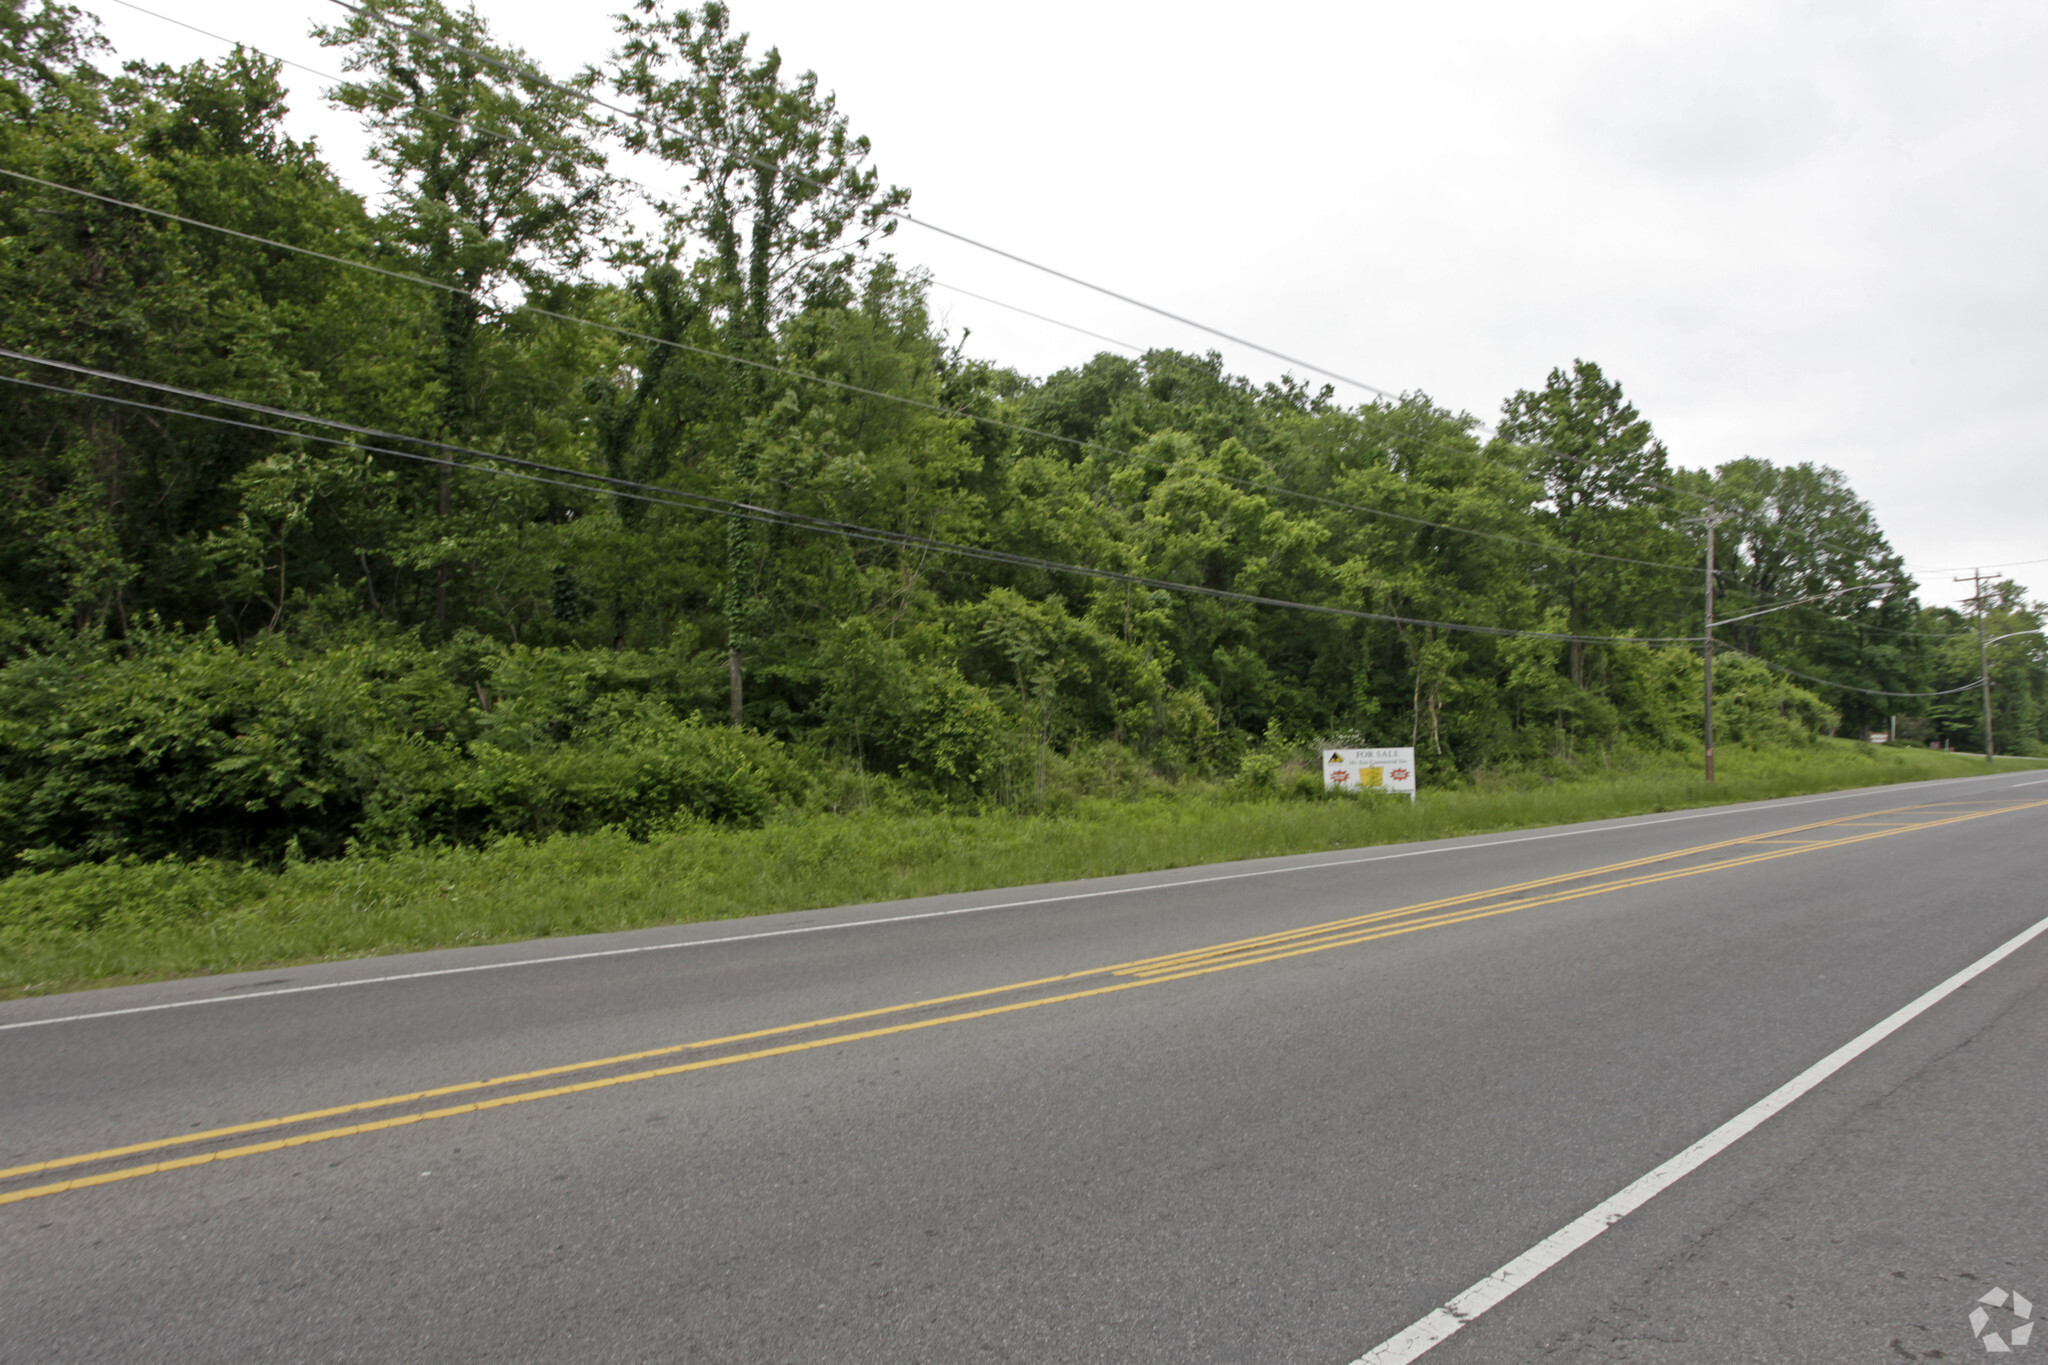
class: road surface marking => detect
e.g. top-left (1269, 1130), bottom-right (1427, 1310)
top-left (1347, 905), bottom-right (2048, 1365)
top-left (1116, 803), bottom-right (2035, 977)
top-left (3, 777), bottom-right (2020, 1033)
top-left (1126, 814), bottom-right (2021, 979)
top-left (0, 799), bottom-right (1973, 1181)
top-left (5, 797), bottom-right (2040, 1207)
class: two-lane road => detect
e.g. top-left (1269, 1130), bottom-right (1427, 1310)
top-left (5, 773), bottom-right (2047, 1362)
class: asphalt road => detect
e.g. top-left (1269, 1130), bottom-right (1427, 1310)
top-left (5, 772), bottom-right (2047, 1363)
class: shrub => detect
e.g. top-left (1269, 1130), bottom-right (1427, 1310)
top-left (453, 717), bottom-right (804, 838)
top-left (0, 630), bottom-right (810, 869)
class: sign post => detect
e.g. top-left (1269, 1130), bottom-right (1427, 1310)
top-left (1322, 747), bottom-right (1418, 802)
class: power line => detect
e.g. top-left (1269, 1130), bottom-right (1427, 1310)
top-left (22, 9), bottom-right (2007, 687)
top-left (37, 4), bottom-right (1930, 587)
top-left (27, 366), bottom-right (1969, 702)
top-left (2, 162), bottom-right (1930, 617)
top-left (66, 3), bottom-right (1762, 577)
top-left (331, 0), bottom-right (1745, 520)
top-left (96, 0), bottom-right (377, 96)
top-left (46, 4), bottom-right (2006, 701)
top-left (369, 0), bottom-right (1976, 592)
top-left (925, 279), bottom-right (1146, 357)
top-left (0, 165), bottom-right (1714, 578)
top-left (1905, 554), bottom-right (2048, 575)
top-left (92, 0), bottom-right (1229, 385)
top-left (1702, 587), bottom-right (1967, 641)
top-left (16, 357), bottom-right (1986, 698)
top-left (1799, 606), bottom-right (1970, 641)
top-left (1718, 646), bottom-right (1984, 699)
top-left (97, 0), bottom-right (1149, 370)
top-left (197, 0), bottom-right (1941, 589)
top-left (91, 1), bottom-right (1160, 377)
top-left (0, 366), bottom-right (1690, 647)
top-left (0, 372), bottom-right (2018, 738)
top-left (0, 354), bottom-right (1711, 648)
top-left (905, 256), bottom-right (1749, 576)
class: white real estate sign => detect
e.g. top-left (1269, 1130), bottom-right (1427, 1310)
top-left (1322, 747), bottom-right (1418, 799)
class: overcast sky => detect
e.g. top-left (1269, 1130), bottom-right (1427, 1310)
top-left (83, 0), bottom-right (2048, 609)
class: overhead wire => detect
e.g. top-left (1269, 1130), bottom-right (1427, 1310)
top-left (1904, 554), bottom-right (2048, 575)
top-left (328, 0), bottom-right (1756, 520)
top-left (55, 3), bottom-right (1958, 629)
top-left (1796, 606), bottom-right (1970, 641)
top-left (925, 279), bottom-right (1146, 357)
top-left (19, 364), bottom-right (1970, 699)
top-left (1718, 646), bottom-right (1985, 699)
top-left (134, 0), bottom-right (1928, 593)
top-left (83, 2), bottom-right (1748, 581)
top-left (97, 0), bottom-right (375, 93)
top-left (0, 354), bottom-right (1714, 646)
top-left (81, 0), bottom-right (1867, 585)
top-left (346, 0), bottom-right (1990, 591)
top-left (96, 0), bottom-right (1141, 373)
top-left (50, 0), bottom-right (2013, 702)
top-left (97, 0), bottom-right (1171, 384)
top-left (0, 164), bottom-right (1940, 650)
top-left (0, 165), bottom-right (1717, 578)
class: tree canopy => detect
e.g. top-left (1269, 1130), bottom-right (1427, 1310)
top-left (1, 0), bottom-right (2040, 868)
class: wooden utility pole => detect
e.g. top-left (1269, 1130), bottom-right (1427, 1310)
top-left (1956, 569), bottom-right (1994, 764)
top-left (1694, 513), bottom-right (1725, 783)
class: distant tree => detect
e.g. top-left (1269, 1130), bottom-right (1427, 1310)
top-left (1495, 360), bottom-right (1684, 688)
top-left (1687, 456), bottom-right (1923, 734)
top-left (1926, 580), bottom-right (2047, 754)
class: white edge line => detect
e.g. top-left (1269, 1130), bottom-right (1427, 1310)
top-left (1347, 907), bottom-right (2048, 1365)
top-left (2009, 778), bottom-right (2048, 788)
top-left (0, 774), bottom-right (2018, 1032)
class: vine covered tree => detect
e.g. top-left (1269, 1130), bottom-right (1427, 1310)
top-left (609, 0), bottom-right (908, 722)
top-left (318, 0), bottom-right (612, 630)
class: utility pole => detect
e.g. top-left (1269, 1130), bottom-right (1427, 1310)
top-left (1704, 518), bottom-right (1718, 783)
top-left (1956, 569), bottom-right (1994, 765)
top-left (1690, 512), bottom-right (1726, 783)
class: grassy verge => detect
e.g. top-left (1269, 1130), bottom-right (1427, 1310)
top-left (3, 741), bottom-right (2043, 999)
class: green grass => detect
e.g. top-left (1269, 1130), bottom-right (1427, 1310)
top-left (3, 741), bottom-right (2043, 999)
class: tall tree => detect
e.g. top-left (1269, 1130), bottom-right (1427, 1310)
top-left (610, 0), bottom-right (906, 723)
top-left (0, 0), bottom-right (104, 124)
top-left (1495, 360), bottom-right (1683, 688)
top-left (0, 6), bottom-right (400, 638)
top-left (318, 0), bottom-right (610, 630)
top-left (1686, 456), bottom-right (1923, 732)
top-left (610, 0), bottom-right (905, 338)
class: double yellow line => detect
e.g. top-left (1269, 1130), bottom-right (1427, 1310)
top-left (5, 796), bottom-right (2040, 1208)
top-left (1119, 799), bottom-right (2028, 978)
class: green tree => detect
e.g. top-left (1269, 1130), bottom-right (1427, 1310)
top-left (610, 0), bottom-right (907, 722)
top-left (0, 19), bottom-right (406, 638)
top-left (1495, 360), bottom-right (1685, 689)
top-left (1926, 581), bottom-right (2047, 755)
top-left (318, 0), bottom-right (611, 630)
top-left (1684, 456), bottom-right (1925, 736)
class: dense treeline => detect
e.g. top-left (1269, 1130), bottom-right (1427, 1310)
top-left (2, 0), bottom-right (2043, 869)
